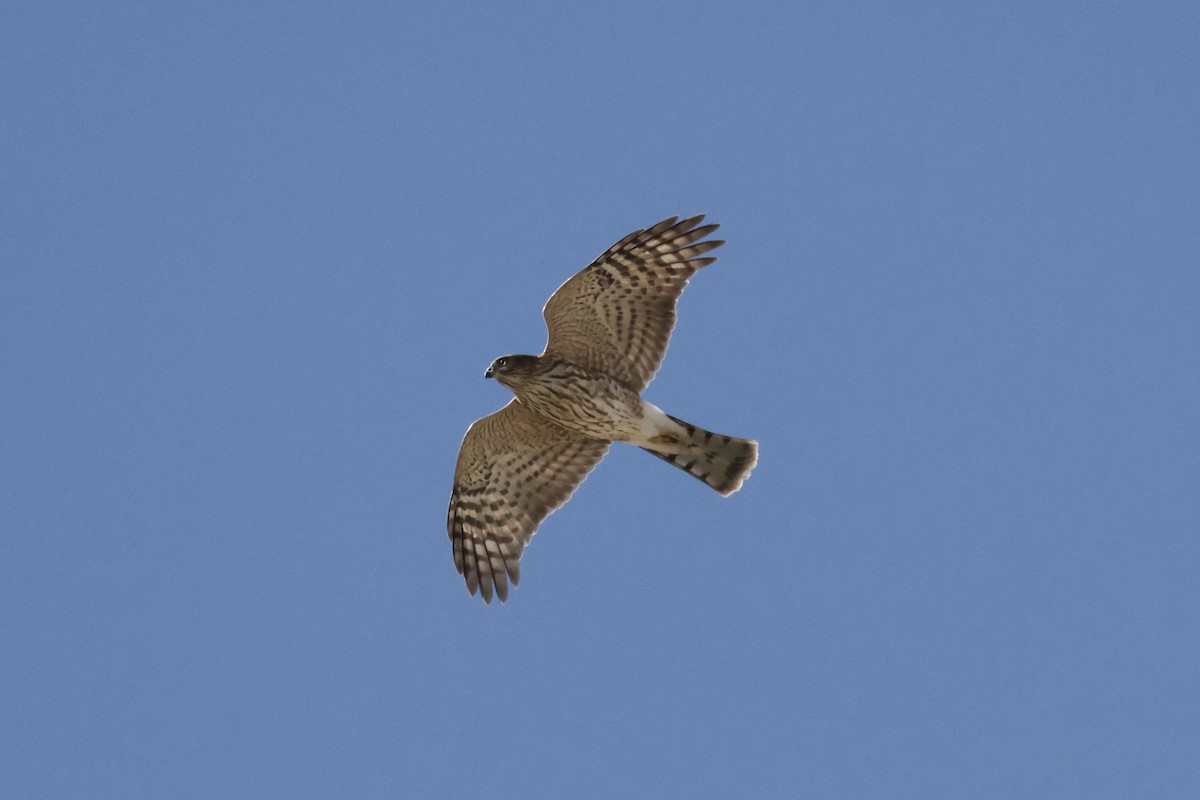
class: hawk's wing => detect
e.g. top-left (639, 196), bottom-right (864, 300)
top-left (448, 399), bottom-right (610, 603)
top-left (542, 215), bottom-right (723, 393)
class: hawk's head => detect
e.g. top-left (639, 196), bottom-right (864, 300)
top-left (485, 354), bottom-right (540, 387)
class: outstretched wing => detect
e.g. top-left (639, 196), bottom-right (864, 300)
top-left (448, 399), bottom-right (610, 603)
top-left (542, 215), bottom-right (723, 393)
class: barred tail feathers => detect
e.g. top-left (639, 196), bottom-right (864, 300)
top-left (640, 414), bottom-right (758, 495)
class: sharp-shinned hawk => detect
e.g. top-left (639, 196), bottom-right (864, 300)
top-left (448, 215), bottom-right (758, 603)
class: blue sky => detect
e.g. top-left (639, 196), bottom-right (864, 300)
top-left (3, 2), bottom-right (1198, 797)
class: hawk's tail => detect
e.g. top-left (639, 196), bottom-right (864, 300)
top-left (640, 415), bottom-right (758, 496)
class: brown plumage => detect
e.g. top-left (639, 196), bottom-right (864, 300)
top-left (448, 215), bottom-right (758, 603)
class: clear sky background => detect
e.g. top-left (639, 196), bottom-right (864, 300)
top-left (3, 3), bottom-right (1198, 798)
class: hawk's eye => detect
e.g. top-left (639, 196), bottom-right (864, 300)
top-left (496, 358), bottom-right (508, 369)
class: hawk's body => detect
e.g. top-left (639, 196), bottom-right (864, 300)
top-left (494, 357), bottom-right (665, 444)
top-left (448, 215), bottom-right (757, 603)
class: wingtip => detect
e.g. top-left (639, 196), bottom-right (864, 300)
top-left (647, 215), bottom-right (681, 235)
top-left (677, 213), bottom-right (722, 233)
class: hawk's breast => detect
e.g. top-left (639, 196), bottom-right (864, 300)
top-left (516, 361), bottom-right (645, 442)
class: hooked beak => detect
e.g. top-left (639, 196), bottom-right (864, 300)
top-left (484, 366), bottom-right (494, 379)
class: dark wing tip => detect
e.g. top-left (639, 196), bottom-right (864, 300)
top-left (644, 216), bottom-right (682, 237)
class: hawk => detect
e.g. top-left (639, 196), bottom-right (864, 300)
top-left (448, 215), bottom-right (758, 603)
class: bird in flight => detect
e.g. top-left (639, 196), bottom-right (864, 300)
top-left (447, 215), bottom-right (758, 603)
